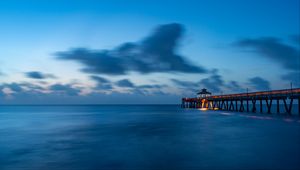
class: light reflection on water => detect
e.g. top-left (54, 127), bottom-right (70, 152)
top-left (0, 105), bottom-right (300, 170)
top-left (218, 112), bottom-right (234, 116)
top-left (240, 115), bottom-right (273, 120)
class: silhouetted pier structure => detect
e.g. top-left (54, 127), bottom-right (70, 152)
top-left (182, 88), bottom-right (300, 115)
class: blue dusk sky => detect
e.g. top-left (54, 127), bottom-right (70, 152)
top-left (0, 0), bottom-right (299, 104)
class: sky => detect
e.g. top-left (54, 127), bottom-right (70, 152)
top-left (0, 0), bottom-right (299, 104)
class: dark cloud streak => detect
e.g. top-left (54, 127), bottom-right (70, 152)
top-left (248, 77), bottom-right (270, 91)
top-left (115, 79), bottom-right (135, 88)
top-left (56, 23), bottom-right (207, 75)
top-left (90, 75), bottom-right (110, 83)
top-left (90, 75), bottom-right (113, 90)
top-left (171, 70), bottom-right (226, 93)
top-left (234, 37), bottom-right (300, 71)
top-left (290, 35), bottom-right (300, 44)
top-left (281, 72), bottom-right (300, 87)
top-left (25, 71), bottom-right (56, 79)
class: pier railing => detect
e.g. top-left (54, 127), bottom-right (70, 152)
top-left (209, 88), bottom-right (300, 99)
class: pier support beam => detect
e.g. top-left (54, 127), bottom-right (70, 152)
top-left (298, 97), bottom-right (300, 116)
top-left (229, 100), bottom-right (234, 111)
top-left (266, 99), bottom-right (273, 114)
top-left (260, 99), bottom-right (263, 113)
top-left (220, 100), bottom-right (224, 110)
top-left (246, 100), bottom-right (249, 112)
top-left (283, 98), bottom-right (293, 115)
top-left (276, 99), bottom-right (280, 114)
top-left (251, 99), bottom-right (256, 113)
top-left (225, 100), bottom-right (228, 110)
top-left (213, 101), bottom-right (218, 109)
top-left (239, 99), bottom-right (244, 112)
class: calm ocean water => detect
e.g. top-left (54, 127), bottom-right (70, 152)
top-left (0, 105), bottom-right (300, 170)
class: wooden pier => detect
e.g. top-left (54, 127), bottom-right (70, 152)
top-left (182, 88), bottom-right (300, 115)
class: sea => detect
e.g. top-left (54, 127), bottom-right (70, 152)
top-left (0, 105), bottom-right (300, 170)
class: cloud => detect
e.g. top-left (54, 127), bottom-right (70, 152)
top-left (25, 71), bottom-right (56, 79)
top-left (171, 70), bottom-right (226, 94)
top-left (0, 82), bottom-right (81, 97)
top-left (115, 79), bottom-right (135, 88)
top-left (95, 83), bottom-right (113, 90)
top-left (0, 83), bottom-right (24, 93)
top-left (0, 82), bottom-right (47, 98)
top-left (225, 81), bottom-right (244, 92)
top-left (290, 35), bottom-right (300, 44)
top-left (171, 69), bottom-right (258, 95)
top-left (281, 72), bottom-right (300, 87)
top-left (233, 36), bottom-right (300, 71)
top-left (134, 84), bottom-right (168, 96)
top-left (89, 75), bottom-right (167, 93)
top-left (0, 81), bottom-right (177, 104)
top-left (49, 84), bottom-right (81, 96)
top-left (199, 73), bottom-right (224, 92)
top-left (0, 82), bottom-right (86, 105)
top-left (234, 36), bottom-right (300, 88)
top-left (138, 84), bottom-right (166, 89)
top-left (171, 75), bottom-right (271, 95)
top-left (90, 75), bottom-right (113, 90)
top-left (171, 78), bottom-right (197, 88)
top-left (56, 23), bottom-right (208, 75)
top-left (248, 77), bottom-right (270, 91)
top-left (90, 75), bottom-right (110, 83)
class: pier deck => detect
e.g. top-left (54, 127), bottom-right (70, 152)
top-left (182, 88), bottom-right (300, 115)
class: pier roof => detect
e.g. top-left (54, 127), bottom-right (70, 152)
top-left (197, 88), bottom-right (212, 95)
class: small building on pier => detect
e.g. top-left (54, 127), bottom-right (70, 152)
top-left (197, 88), bottom-right (212, 98)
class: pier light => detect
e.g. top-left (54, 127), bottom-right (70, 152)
top-left (197, 88), bottom-right (212, 98)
